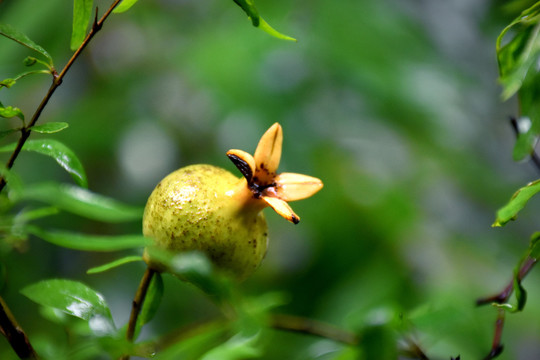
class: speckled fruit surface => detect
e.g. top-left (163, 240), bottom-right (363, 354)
top-left (142, 164), bottom-right (268, 280)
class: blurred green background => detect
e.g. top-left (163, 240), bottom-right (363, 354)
top-left (2, 0), bottom-right (540, 358)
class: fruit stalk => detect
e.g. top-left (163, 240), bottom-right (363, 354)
top-left (121, 267), bottom-right (156, 360)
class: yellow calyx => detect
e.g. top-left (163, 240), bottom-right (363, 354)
top-left (227, 123), bottom-right (323, 224)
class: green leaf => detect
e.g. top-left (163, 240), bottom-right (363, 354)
top-left (329, 347), bottom-right (362, 360)
top-left (200, 330), bottom-right (262, 360)
top-left (0, 78), bottom-right (16, 88)
top-left (0, 105), bottom-right (24, 120)
top-left (21, 279), bottom-right (115, 335)
top-left (512, 118), bottom-right (539, 161)
top-left (23, 56), bottom-right (37, 67)
top-left (0, 263), bottom-right (6, 293)
top-left (154, 322), bottom-right (227, 360)
top-left (15, 207), bottom-right (59, 223)
top-left (496, 2), bottom-right (540, 98)
top-left (31, 122), bottom-right (69, 134)
top-left (0, 129), bottom-right (19, 140)
top-left (258, 17), bottom-right (296, 42)
top-left (0, 165), bottom-right (22, 197)
top-left (135, 272), bottom-right (164, 339)
top-left (529, 232), bottom-right (540, 259)
top-left (0, 139), bottom-right (87, 187)
top-left (87, 255), bottom-right (143, 274)
top-left (18, 182), bottom-right (142, 222)
top-left (513, 268), bottom-right (527, 312)
top-left (360, 324), bottom-right (398, 360)
top-left (232, 0), bottom-right (296, 41)
top-left (0, 23), bottom-right (53, 63)
top-left (496, 3), bottom-right (540, 161)
top-left (493, 179), bottom-right (540, 226)
top-left (27, 226), bottom-right (149, 251)
top-left (511, 70), bottom-right (540, 161)
top-left (233, 0), bottom-right (260, 27)
top-left (71, 0), bottom-right (94, 50)
top-left (0, 129), bottom-right (18, 140)
top-left (145, 248), bottom-right (232, 302)
top-left (1, 70), bottom-right (52, 90)
top-left (113, 0), bottom-right (139, 13)
top-left (498, 25), bottom-right (539, 100)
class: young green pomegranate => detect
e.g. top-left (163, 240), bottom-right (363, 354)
top-left (142, 123), bottom-right (322, 280)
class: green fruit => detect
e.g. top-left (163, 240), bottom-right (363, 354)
top-left (142, 164), bottom-right (268, 280)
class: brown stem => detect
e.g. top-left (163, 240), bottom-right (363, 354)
top-left (0, 295), bottom-right (38, 359)
top-left (269, 313), bottom-right (359, 346)
top-left (120, 267), bottom-right (156, 360)
top-left (476, 257), bottom-right (537, 359)
top-left (152, 314), bottom-right (358, 355)
top-left (0, 0), bottom-right (123, 193)
top-left (482, 309), bottom-right (505, 360)
top-left (476, 257), bottom-right (537, 306)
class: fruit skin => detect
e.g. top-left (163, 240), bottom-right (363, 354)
top-left (142, 164), bottom-right (268, 280)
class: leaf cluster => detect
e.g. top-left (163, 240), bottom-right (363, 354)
top-left (497, 2), bottom-right (540, 160)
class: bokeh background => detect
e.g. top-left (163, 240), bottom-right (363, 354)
top-left (2, 0), bottom-right (540, 358)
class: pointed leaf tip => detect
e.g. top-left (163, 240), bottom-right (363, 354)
top-left (19, 183), bottom-right (143, 223)
top-left (31, 122), bottom-right (69, 134)
top-left (21, 279), bottom-right (114, 330)
top-left (71, 0), bottom-right (94, 50)
top-left (494, 179), bottom-right (540, 227)
top-left (0, 139), bottom-right (87, 187)
top-left (0, 23), bottom-right (53, 63)
top-left (258, 17), bottom-right (297, 42)
top-left (87, 256), bottom-right (143, 274)
top-left (0, 105), bottom-right (24, 121)
top-left (113, 0), bottom-right (140, 13)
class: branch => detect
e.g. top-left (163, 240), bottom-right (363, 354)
top-left (476, 257), bottom-right (537, 359)
top-left (120, 267), bottom-right (156, 360)
top-left (476, 257), bottom-right (537, 306)
top-left (0, 0), bottom-right (123, 193)
top-left (270, 315), bottom-right (437, 358)
top-left (0, 295), bottom-right (38, 359)
top-left (482, 309), bottom-right (504, 360)
top-left (269, 314), bottom-right (359, 346)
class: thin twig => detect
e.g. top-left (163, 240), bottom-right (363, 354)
top-left (476, 257), bottom-right (537, 359)
top-left (120, 267), bottom-right (156, 360)
top-left (476, 257), bottom-right (537, 306)
top-left (269, 313), bottom-right (359, 345)
top-left (152, 313), bottom-right (359, 355)
top-left (0, 295), bottom-right (38, 359)
top-left (0, 0), bottom-right (123, 193)
top-left (482, 309), bottom-right (505, 360)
